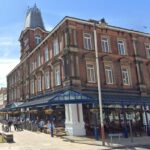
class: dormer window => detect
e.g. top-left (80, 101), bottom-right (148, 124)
top-left (35, 35), bottom-right (42, 45)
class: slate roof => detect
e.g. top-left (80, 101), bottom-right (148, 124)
top-left (24, 4), bottom-right (45, 30)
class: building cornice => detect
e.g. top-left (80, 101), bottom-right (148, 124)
top-left (19, 27), bottom-right (49, 41)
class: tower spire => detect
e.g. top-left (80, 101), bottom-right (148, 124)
top-left (24, 4), bottom-right (45, 30)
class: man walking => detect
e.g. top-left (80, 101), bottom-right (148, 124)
top-left (47, 120), bottom-right (55, 143)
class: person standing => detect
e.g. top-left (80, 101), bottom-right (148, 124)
top-left (39, 119), bottom-right (45, 132)
top-left (8, 119), bottom-right (12, 132)
top-left (47, 121), bottom-right (55, 139)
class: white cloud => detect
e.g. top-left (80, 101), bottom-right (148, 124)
top-left (0, 59), bottom-right (19, 87)
top-left (0, 36), bottom-right (20, 58)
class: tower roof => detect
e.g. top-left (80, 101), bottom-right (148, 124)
top-left (24, 4), bottom-right (45, 30)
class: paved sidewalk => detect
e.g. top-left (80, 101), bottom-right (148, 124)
top-left (0, 124), bottom-right (107, 150)
top-left (0, 123), bottom-right (150, 150)
top-left (63, 135), bottom-right (150, 148)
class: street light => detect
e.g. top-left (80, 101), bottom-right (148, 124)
top-left (93, 23), bottom-right (105, 146)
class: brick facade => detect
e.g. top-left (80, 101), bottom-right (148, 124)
top-left (7, 17), bottom-right (150, 104)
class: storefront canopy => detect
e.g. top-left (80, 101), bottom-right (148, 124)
top-left (0, 102), bottom-right (23, 112)
top-left (17, 90), bottom-right (97, 109)
top-left (102, 94), bottom-right (150, 106)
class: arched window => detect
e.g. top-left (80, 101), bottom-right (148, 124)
top-left (35, 35), bottom-right (42, 45)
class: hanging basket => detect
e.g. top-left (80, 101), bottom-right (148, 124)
top-left (44, 109), bottom-right (53, 114)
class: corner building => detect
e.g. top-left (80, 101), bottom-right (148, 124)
top-left (7, 5), bottom-right (150, 137)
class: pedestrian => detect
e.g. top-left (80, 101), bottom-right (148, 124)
top-left (47, 121), bottom-right (55, 140)
top-left (38, 119), bottom-right (45, 132)
top-left (8, 119), bottom-right (13, 132)
top-left (13, 119), bottom-right (18, 131)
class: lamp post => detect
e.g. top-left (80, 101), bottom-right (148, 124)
top-left (93, 23), bottom-right (105, 146)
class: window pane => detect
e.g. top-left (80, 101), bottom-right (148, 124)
top-left (105, 66), bottom-right (113, 84)
top-left (84, 33), bottom-right (92, 50)
top-left (102, 38), bottom-right (110, 52)
top-left (87, 64), bottom-right (96, 83)
top-left (122, 68), bottom-right (130, 85)
top-left (53, 39), bottom-right (59, 56)
top-left (118, 41), bottom-right (126, 55)
top-left (45, 47), bottom-right (49, 62)
top-left (55, 67), bottom-right (61, 86)
top-left (35, 35), bottom-right (41, 45)
top-left (45, 71), bottom-right (50, 89)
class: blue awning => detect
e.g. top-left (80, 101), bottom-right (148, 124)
top-left (17, 90), bottom-right (97, 108)
top-left (102, 94), bottom-right (142, 105)
top-left (0, 102), bottom-right (23, 112)
top-left (101, 94), bottom-right (150, 106)
top-left (48, 90), bottom-right (97, 105)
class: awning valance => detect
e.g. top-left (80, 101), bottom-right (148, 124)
top-left (101, 94), bottom-right (150, 106)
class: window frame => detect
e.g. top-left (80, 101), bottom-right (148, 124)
top-left (121, 67), bottom-right (131, 85)
top-left (44, 71), bottom-right (50, 89)
top-left (101, 36), bottom-right (110, 53)
top-left (54, 65), bottom-right (61, 86)
top-left (83, 33), bottom-right (93, 50)
top-left (35, 35), bottom-right (42, 45)
top-left (44, 46), bottom-right (49, 62)
top-left (118, 40), bottom-right (126, 55)
top-left (86, 64), bottom-right (96, 83)
top-left (145, 45), bottom-right (150, 58)
top-left (37, 75), bottom-right (42, 92)
top-left (30, 79), bottom-right (35, 94)
top-left (105, 65), bottom-right (114, 84)
top-left (53, 38), bottom-right (59, 56)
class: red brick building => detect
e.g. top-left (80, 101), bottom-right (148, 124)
top-left (6, 5), bottom-right (150, 136)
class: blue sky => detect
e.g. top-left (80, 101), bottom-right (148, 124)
top-left (0, 0), bottom-right (150, 87)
